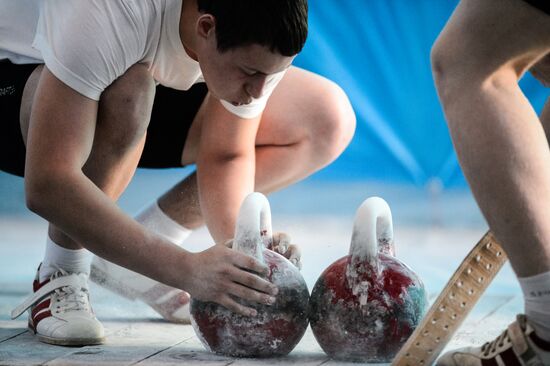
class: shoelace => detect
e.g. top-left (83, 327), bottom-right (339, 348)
top-left (53, 286), bottom-right (90, 313)
top-left (50, 268), bottom-right (91, 314)
top-left (482, 329), bottom-right (511, 356)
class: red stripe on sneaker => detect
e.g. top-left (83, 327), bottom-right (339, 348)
top-left (33, 278), bottom-right (50, 292)
top-left (481, 357), bottom-right (499, 366)
top-left (31, 299), bottom-right (51, 319)
top-left (500, 348), bottom-right (522, 366)
top-left (33, 310), bottom-right (52, 326)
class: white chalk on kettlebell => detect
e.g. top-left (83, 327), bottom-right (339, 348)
top-left (309, 196), bottom-right (428, 363)
top-left (190, 192), bottom-right (309, 357)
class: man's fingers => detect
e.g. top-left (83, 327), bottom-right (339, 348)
top-left (230, 266), bottom-right (278, 296)
top-left (227, 282), bottom-right (276, 306)
top-left (272, 232), bottom-right (291, 254)
top-left (232, 251), bottom-right (269, 275)
top-left (285, 244), bottom-right (302, 270)
top-left (219, 295), bottom-right (258, 317)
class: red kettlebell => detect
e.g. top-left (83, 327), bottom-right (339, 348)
top-left (309, 197), bottom-right (428, 362)
top-left (190, 192), bottom-right (310, 357)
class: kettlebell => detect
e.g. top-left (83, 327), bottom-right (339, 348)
top-left (190, 192), bottom-right (309, 357)
top-left (309, 197), bottom-right (428, 362)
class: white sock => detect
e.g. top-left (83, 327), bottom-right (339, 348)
top-left (40, 236), bottom-right (92, 282)
top-left (519, 271), bottom-right (550, 341)
top-left (135, 200), bottom-right (191, 245)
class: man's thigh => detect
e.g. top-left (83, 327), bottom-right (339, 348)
top-left (0, 60), bottom-right (40, 177)
top-left (256, 66), bottom-right (343, 146)
top-left (138, 83), bottom-right (208, 169)
top-left (435, 0), bottom-right (550, 79)
top-left (179, 67), bottom-right (350, 165)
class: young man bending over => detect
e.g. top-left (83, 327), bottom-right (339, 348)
top-left (0, 0), bottom-right (355, 345)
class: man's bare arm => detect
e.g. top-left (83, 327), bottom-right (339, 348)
top-left (196, 94), bottom-right (262, 244)
top-left (24, 68), bottom-right (277, 315)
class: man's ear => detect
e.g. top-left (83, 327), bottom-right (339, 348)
top-left (196, 14), bottom-right (216, 40)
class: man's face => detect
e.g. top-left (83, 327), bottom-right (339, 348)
top-left (198, 40), bottom-right (294, 106)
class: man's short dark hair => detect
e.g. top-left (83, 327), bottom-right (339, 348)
top-left (197, 0), bottom-right (308, 56)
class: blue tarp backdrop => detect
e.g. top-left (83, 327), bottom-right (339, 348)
top-left (294, 0), bottom-right (550, 187)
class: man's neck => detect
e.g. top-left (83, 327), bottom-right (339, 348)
top-left (179, 0), bottom-right (199, 61)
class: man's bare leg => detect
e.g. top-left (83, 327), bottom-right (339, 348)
top-left (20, 64), bottom-right (155, 269)
top-left (432, 0), bottom-right (550, 277)
top-left (17, 63), bottom-right (155, 345)
top-left (432, 0), bottom-right (550, 363)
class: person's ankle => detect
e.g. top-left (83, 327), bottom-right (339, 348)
top-left (40, 236), bottom-right (91, 282)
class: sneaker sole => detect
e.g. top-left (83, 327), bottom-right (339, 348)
top-left (36, 332), bottom-right (106, 346)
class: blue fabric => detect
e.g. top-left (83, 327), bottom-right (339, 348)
top-left (294, 0), bottom-right (550, 187)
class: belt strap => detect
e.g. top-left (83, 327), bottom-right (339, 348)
top-left (11, 274), bottom-right (88, 319)
top-left (392, 231), bottom-right (508, 366)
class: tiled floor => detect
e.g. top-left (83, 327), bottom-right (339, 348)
top-left (0, 171), bottom-right (522, 365)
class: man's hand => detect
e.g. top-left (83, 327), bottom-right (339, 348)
top-left (224, 232), bottom-right (302, 270)
top-left (270, 232), bottom-right (302, 270)
top-left (186, 245), bottom-right (279, 317)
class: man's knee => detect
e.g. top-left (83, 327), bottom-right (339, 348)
top-left (530, 54), bottom-right (550, 87)
top-left (431, 35), bottom-right (520, 107)
top-left (430, 36), bottom-right (472, 104)
top-left (309, 81), bottom-right (356, 163)
top-left (98, 64), bottom-right (155, 151)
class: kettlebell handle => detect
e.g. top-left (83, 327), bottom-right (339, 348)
top-left (350, 197), bottom-right (395, 268)
top-left (233, 193), bottom-right (274, 262)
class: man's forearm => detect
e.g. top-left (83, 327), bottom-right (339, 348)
top-left (196, 153), bottom-right (256, 244)
top-left (26, 170), bottom-right (192, 289)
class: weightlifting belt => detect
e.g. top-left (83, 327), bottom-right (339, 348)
top-left (392, 231), bottom-right (508, 366)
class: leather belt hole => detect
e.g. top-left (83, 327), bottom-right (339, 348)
top-left (439, 305), bottom-right (446, 312)
top-left (486, 242), bottom-right (492, 249)
top-left (451, 313), bottom-right (457, 320)
top-left (460, 302), bottom-right (466, 308)
top-left (435, 337), bottom-right (441, 343)
top-left (457, 280), bottom-right (463, 287)
top-left (468, 288), bottom-right (475, 295)
top-left (475, 255), bottom-right (482, 262)
top-left (443, 324), bottom-right (449, 330)
top-left (478, 276), bottom-right (484, 283)
top-left (486, 263), bottom-right (493, 270)
top-left (496, 251), bottom-right (502, 257)
top-left (431, 318), bottom-right (438, 324)
top-left (449, 292), bottom-right (456, 299)
top-left (466, 267), bottom-right (473, 275)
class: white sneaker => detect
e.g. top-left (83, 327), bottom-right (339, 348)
top-left (90, 256), bottom-right (190, 323)
top-left (437, 315), bottom-right (550, 365)
top-left (11, 266), bottom-right (105, 346)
